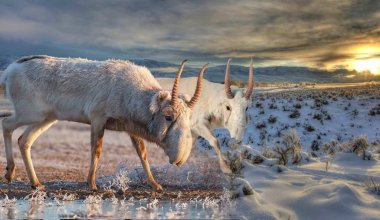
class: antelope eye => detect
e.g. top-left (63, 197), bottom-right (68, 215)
top-left (226, 106), bottom-right (231, 111)
top-left (165, 115), bottom-right (173, 122)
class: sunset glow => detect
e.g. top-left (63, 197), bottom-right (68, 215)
top-left (349, 45), bottom-right (380, 75)
top-left (351, 58), bottom-right (380, 75)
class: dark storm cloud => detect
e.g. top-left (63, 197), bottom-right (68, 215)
top-left (0, 0), bottom-right (378, 67)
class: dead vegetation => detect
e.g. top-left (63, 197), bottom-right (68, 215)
top-left (364, 177), bottom-right (380, 195)
top-left (272, 129), bottom-right (302, 165)
top-left (369, 104), bottom-right (380, 116)
top-left (322, 136), bottom-right (371, 160)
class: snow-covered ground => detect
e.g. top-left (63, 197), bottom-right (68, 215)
top-left (211, 83), bottom-right (380, 219)
top-left (245, 83), bottom-right (380, 150)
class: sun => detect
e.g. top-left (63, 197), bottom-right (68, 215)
top-left (351, 58), bottom-right (380, 75)
top-left (350, 45), bottom-right (380, 75)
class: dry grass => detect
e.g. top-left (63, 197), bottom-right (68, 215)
top-left (323, 136), bottom-right (370, 160)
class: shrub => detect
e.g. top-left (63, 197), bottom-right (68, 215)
top-left (369, 104), bottom-right (380, 116)
top-left (314, 98), bottom-right (329, 107)
top-left (273, 129), bottom-right (302, 165)
top-left (226, 151), bottom-right (243, 174)
top-left (230, 178), bottom-right (254, 198)
top-left (241, 147), bottom-right (265, 164)
top-left (268, 102), bottom-right (277, 109)
top-left (313, 113), bottom-right (323, 121)
top-left (303, 123), bottom-right (315, 132)
top-left (289, 109), bottom-right (300, 118)
top-left (310, 139), bottom-right (319, 151)
top-left (323, 136), bottom-right (370, 160)
top-left (282, 105), bottom-right (291, 112)
top-left (256, 121), bottom-right (266, 129)
top-left (322, 140), bottom-right (339, 155)
top-left (352, 109), bottom-right (359, 117)
top-left (293, 103), bottom-right (302, 109)
top-left (268, 115), bottom-right (277, 123)
top-left (351, 136), bottom-right (369, 160)
top-left (365, 177), bottom-right (380, 195)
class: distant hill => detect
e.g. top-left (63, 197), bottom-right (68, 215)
top-left (149, 63), bottom-right (380, 84)
top-left (1, 56), bottom-right (379, 83)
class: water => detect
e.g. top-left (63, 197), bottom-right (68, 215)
top-left (0, 198), bottom-right (232, 219)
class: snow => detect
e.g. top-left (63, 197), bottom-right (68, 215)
top-left (207, 83), bottom-right (380, 219)
top-left (235, 156), bottom-right (380, 219)
top-left (244, 83), bottom-right (380, 150)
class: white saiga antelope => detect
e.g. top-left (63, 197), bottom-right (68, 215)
top-left (1, 55), bottom-right (207, 191)
top-left (157, 58), bottom-right (253, 172)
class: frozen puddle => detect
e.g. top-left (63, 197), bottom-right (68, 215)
top-left (0, 197), bottom-right (232, 219)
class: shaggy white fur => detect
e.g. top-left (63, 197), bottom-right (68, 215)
top-left (1, 55), bottom-right (203, 191)
top-left (157, 61), bottom-right (253, 173)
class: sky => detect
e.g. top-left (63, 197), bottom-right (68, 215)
top-left (0, 0), bottom-right (379, 74)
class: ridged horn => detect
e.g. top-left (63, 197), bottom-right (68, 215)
top-left (244, 58), bottom-right (254, 99)
top-left (171, 60), bottom-right (187, 107)
top-left (224, 58), bottom-right (234, 99)
top-left (187, 63), bottom-right (208, 109)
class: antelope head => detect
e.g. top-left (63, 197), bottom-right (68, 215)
top-left (220, 58), bottom-right (254, 141)
top-left (150, 60), bottom-right (208, 166)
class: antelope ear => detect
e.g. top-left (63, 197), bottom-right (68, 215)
top-left (149, 91), bottom-right (171, 113)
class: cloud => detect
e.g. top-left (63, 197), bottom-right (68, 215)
top-left (0, 0), bottom-right (378, 67)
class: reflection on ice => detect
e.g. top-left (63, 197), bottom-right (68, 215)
top-left (0, 189), bottom-right (235, 219)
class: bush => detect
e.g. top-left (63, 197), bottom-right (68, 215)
top-left (268, 115), bottom-right (277, 123)
top-left (273, 129), bottom-right (302, 165)
top-left (310, 139), bottom-right (319, 151)
top-left (351, 136), bottom-right (369, 160)
top-left (365, 177), bottom-right (380, 195)
top-left (289, 109), bottom-right (300, 118)
top-left (369, 104), bottom-right (380, 116)
top-left (256, 121), bottom-right (266, 129)
top-left (352, 109), bottom-right (359, 117)
top-left (322, 140), bottom-right (340, 156)
top-left (226, 151), bottom-right (243, 174)
top-left (269, 103), bottom-right (278, 109)
top-left (314, 98), bottom-right (329, 107)
top-left (293, 103), bottom-right (302, 109)
top-left (303, 123), bottom-right (315, 132)
top-left (241, 147), bottom-right (265, 164)
top-left (323, 136), bottom-right (370, 160)
top-left (313, 113), bottom-right (323, 121)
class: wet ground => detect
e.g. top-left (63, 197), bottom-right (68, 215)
top-left (0, 196), bottom-right (232, 219)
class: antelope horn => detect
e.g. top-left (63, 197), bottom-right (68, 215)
top-left (171, 60), bottom-right (187, 107)
top-left (187, 63), bottom-right (208, 109)
top-left (244, 58), bottom-right (254, 99)
top-left (224, 58), bottom-right (234, 99)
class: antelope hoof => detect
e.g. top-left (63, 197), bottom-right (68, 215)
top-left (91, 186), bottom-right (99, 192)
top-left (4, 167), bottom-right (15, 183)
top-left (87, 181), bottom-right (99, 191)
top-left (31, 183), bottom-right (45, 190)
top-left (152, 183), bottom-right (163, 192)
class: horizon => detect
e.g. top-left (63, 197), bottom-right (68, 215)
top-left (0, 0), bottom-right (379, 74)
